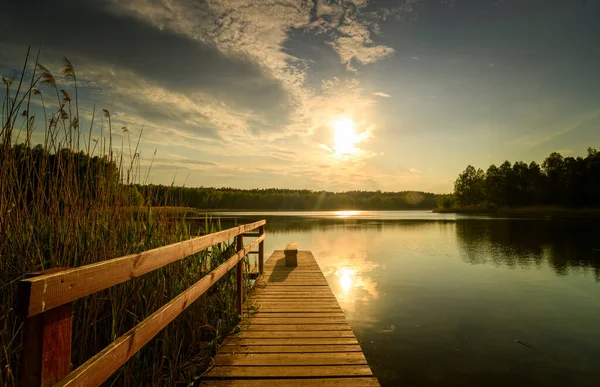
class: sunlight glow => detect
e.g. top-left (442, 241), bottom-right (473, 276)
top-left (339, 268), bottom-right (355, 293)
top-left (335, 210), bottom-right (360, 218)
top-left (333, 119), bottom-right (360, 157)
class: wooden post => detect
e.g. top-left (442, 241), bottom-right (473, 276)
top-left (236, 235), bottom-right (244, 315)
top-left (19, 268), bottom-right (72, 387)
top-left (258, 225), bottom-right (265, 274)
top-left (284, 243), bottom-right (298, 267)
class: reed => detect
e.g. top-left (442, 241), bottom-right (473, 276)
top-left (0, 50), bottom-right (244, 386)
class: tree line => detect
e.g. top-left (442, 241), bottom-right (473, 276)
top-left (137, 185), bottom-right (438, 210)
top-left (451, 148), bottom-right (600, 208)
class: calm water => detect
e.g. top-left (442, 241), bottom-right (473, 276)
top-left (217, 211), bottom-right (600, 387)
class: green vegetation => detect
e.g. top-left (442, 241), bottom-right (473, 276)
top-left (1, 52), bottom-right (245, 385)
top-left (138, 185), bottom-right (439, 210)
top-left (443, 148), bottom-right (600, 214)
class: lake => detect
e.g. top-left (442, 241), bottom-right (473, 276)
top-left (214, 210), bottom-right (600, 387)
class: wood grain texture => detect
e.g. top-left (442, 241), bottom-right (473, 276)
top-left (206, 365), bottom-right (373, 378)
top-left (20, 268), bottom-right (73, 387)
top-left (214, 352), bottom-right (367, 365)
top-left (202, 250), bottom-right (379, 385)
top-left (54, 236), bottom-right (264, 387)
top-left (21, 220), bottom-right (266, 317)
top-left (217, 345), bottom-right (364, 353)
top-left (199, 378), bottom-right (380, 387)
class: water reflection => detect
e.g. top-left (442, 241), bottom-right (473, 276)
top-left (335, 210), bottom-right (361, 218)
top-left (227, 211), bottom-right (600, 387)
top-left (255, 215), bottom-right (600, 281)
top-left (310, 240), bottom-right (380, 317)
top-left (455, 219), bottom-right (600, 281)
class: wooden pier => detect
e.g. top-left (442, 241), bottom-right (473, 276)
top-left (201, 248), bottom-right (380, 386)
top-left (16, 220), bottom-right (379, 386)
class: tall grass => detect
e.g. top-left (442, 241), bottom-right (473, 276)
top-left (0, 49), bottom-right (246, 386)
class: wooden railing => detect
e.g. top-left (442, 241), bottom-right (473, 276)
top-left (17, 220), bottom-right (266, 387)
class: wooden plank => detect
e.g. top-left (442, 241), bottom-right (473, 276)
top-left (217, 345), bottom-right (364, 353)
top-left (260, 283), bottom-right (330, 286)
top-left (214, 352), bottom-right (367, 366)
top-left (245, 312), bottom-right (345, 318)
top-left (221, 338), bottom-right (359, 346)
top-left (199, 378), bottom-right (380, 386)
top-left (248, 302), bottom-right (340, 307)
top-left (54, 236), bottom-right (264, 387)
top-left (252, 294), bottom-right (334, 298)
top-left (257, 287), bottom-right (333, 291)
top-left (244, 313), bottom-right (347, 325)
top-left (251, 298), bottom-right (337, 302)
top-left (246, 318), bottom-right (348, 324)
top-left (21, 220), bottom-right (266, 317)
top-left (240, 324), bottom-right (352, 331)
top-left (205, 365), bottom-right (373, 378)
top-left (204, 250), bottom-right (379, 386)
top-left (252, 306), bottom-right (342, 313)
top-left (229, 331), bottom-right (356, 338)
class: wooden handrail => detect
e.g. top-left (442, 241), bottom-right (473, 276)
top-left (18, 220), bottom-right (266, 387)
top-left (19, 220), bottom-right (266, 317)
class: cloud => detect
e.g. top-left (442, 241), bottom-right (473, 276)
top-left (0, 0), bottom-right (288, 126)
top-left (409, 168), bottom-right (421, 174)
top-left (0, 0), bottom-right (416, 190)
top-left (373, 92), bottom-right (391, 98)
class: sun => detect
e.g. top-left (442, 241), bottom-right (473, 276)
top-left (333, 119), bottom-right (359, 156)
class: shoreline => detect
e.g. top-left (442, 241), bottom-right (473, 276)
top-left (433, 206), bottom-right (600, 218)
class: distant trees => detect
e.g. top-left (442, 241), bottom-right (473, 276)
top-left (454, 165), bottom-right (486, 206)
top-left (453, 148), bottom-right (600, 208)
top-left (137, 185), bottom-right (439, 210)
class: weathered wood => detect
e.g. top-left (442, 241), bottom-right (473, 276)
top-left (21, 220), bottom-right (266, 317)
top-left (236, 235), bottom-right (244, 315)
top-left (199, 378), bottom-right (380, 386)
top-left (229, 331), bottom-right (356, 338)
top-left (54, 235), bottom-right (264, 387)
top-left (221, 338), bottom-right (359, 346)
top-left (218, 345), bottom-right (364, 353)
top-left (20, 268), bottom-right (73, 387)
top-left (205, 365), bottom-right (373, 378)
top-left (214, 352), bottom-right (367, 366)
top-left (203, 250), bottom-right (378, 386)
top-left (253, 307), bottom-right (343, 313)
top-left (244, 312), bottom-right (346, 318)
top-left (258, 225), bottom-right (265, 274)
top-left (240, 324), bottom-right (352, 331)
top-left (284, 243), bottom-right (298, 267)
top-left (246, 317), bottom-right (348, 324)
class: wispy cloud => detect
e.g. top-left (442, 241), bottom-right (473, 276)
top-left (373, 92), bottom-right (391, 98)
top-left (511, 107), bottom-right (600, 149)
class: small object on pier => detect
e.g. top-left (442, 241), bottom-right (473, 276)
top-left (285, 243), bottom-right (298, 267)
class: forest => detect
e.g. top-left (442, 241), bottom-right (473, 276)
top-left (138, 185), bottom-right (438, 210)
top-left (451, 148), bottom-right (600, 208)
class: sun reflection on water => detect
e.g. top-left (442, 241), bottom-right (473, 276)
top-left (339, 268), bottom-right (355, 293)
top-left (335, 210), bottom-right (360, 218)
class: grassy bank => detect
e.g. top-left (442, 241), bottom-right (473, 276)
top-left (433, 206), bottom-right (600, 218)
top-left (1, 52), bottom-right (244, 385)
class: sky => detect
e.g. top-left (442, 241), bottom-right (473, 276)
top-left (1, 0), bottom-right (599, 193)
